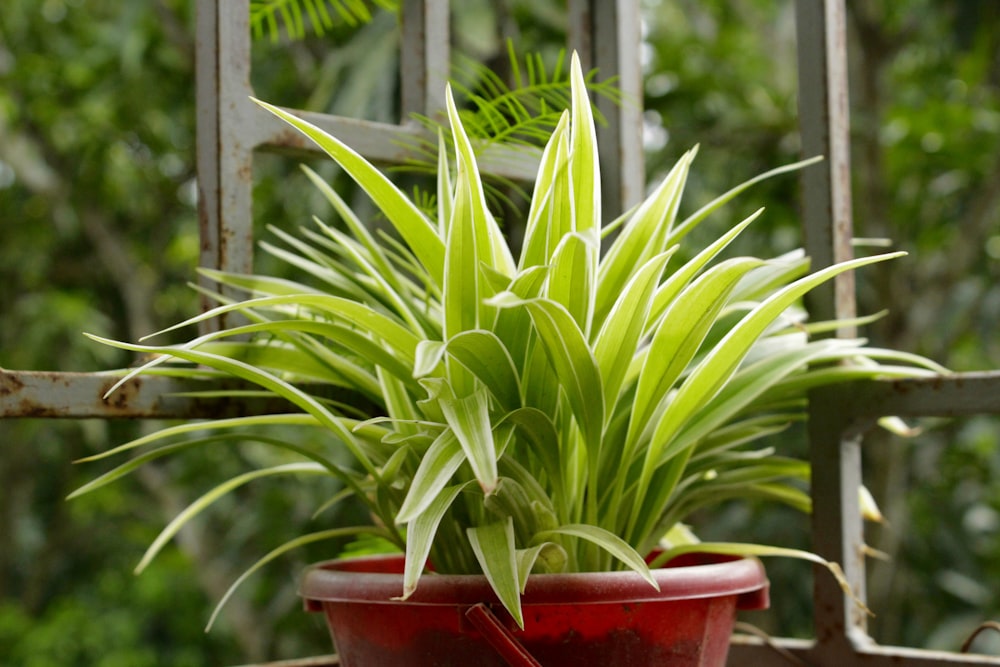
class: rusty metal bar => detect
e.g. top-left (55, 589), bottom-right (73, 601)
top-left (257, 109), bottom-right (539, 180)
top-left (795, 0), bottom-right (867, 652)
top-left (805, 371), bottom-right (1000, 655)
top-left (730, 636), bottom-right (1000, 666)
top-left (196, 0), bottom-right (256, 331)
top-left (821, 372), bottom-right (1000, 431)
top-left (810, 388), bottom-right (871, 645)
top-left (231, 655), bottom-right (338, 667)
top-left (796, 0), bottom-right (856, 330)
top-left (399, 0), bottom-right (448, 119)
top-left (567, 0), bottom-right (645, 218)
top-left (226, 632), bottom-right (1000, 667)
top-left (0, 369), bottom-right (372, 420)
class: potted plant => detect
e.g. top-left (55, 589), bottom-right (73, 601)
top-left (78, 54), bottom-right (944, 666)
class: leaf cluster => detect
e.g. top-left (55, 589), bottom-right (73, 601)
top-left (80, 54), bottom-right (944, 627)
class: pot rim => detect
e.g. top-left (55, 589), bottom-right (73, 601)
top-left (299, 552), bottom-right (769, 609)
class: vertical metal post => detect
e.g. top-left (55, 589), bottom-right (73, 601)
top-left (196, 0), bottom-right (256, 330)
top-left (567, 0), bottom-right (645, 218)
top-left (796, 0), bottom-right (868, 649)
top-left (809, 390), bottom-right (871, 649)
top-left (400, 0), bottom-right (449, 120)
top-left (796, 0), bottom-right (857, 330)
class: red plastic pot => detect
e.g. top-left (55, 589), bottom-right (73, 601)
top-left (300, 552), bottom-right (769, 666)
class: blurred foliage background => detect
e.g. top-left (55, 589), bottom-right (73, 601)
top-left (1, 0), bottom-right (998, 663)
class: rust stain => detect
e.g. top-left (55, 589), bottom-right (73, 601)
top-left (15, 400), bottom-right (56, 418)
top-left (0, 369), bottom-right (26, 397)
top-left (99, 375), bottom-right (145, 414)
top-left (269, 128), bottom-right (310, 150)
top-left (236, 160), bottom-right (252, 183)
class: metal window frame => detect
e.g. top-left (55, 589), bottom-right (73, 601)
top-left (729, 1), bottom-right (1000, 664)
top-left (2, 1), bottom-right (999, 665)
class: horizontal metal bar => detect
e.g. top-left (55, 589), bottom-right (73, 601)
top-left (0, 370), bottom-right (371, 420)
top-left (814, 371), bottom-right (1000, 436)
top-left (730, 636), bottom-right (1000, 665)
top-left (728, 635), bottom-right (815, 666)
top-left (225, 638), bottom-right (1000, 667)
top-left (229, 655), bottom-right (338, 667)
top-left (5, 370), bottom-right (997, 424)
top-left (851, 372), bottom-right (1000, 417)
top-left (252, 105), bottom-right (541, 181)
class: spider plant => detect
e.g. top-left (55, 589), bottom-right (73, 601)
top-left (78, 53), bottom-right (944, 629)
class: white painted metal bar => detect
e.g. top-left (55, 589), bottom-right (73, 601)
top-left (795, 0), bottom-right (869, 651)
top-left (796, 0), bottom-right (857, 331)
top-left (0, 370), bottom-right (374, 419)
top-left (730, 636), bottom-right (1000, 666)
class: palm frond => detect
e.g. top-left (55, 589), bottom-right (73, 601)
top-left (397, 42), bottom-right (621, 210)
top-left (250, 0), bottom-right (399, 42)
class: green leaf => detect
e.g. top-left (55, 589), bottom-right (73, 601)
top-left (514, 543), bottom-right (567, 588)
top-left (534, 524), bottom-right (657, 589)
top-left (497, 407), bottom-right (564, 505)
top-left (414, 339), bottom-right (447, 378)
top-left (520, 111), bottom-right (570, 270)
top-left (395, 430), bottom-right (464, 524)
top-left (632, 252), bottom-right (908, 533)
top-left (592, 251), bottom-right (673, 408)
top-left (74, 413), bottom-right (322, 462)
top-left (401, 482), bottom-right (473, 600)
top-left (669, 155), bottom-right (824, 246)
top-left (206, 525), bottom-right (385, 631)
top-left (445, 330), bottom-right (522, 412)
top-left (595, 147), bottom-right (694, 328)
top-left (648, 542), bottom-right (867, 615)
top-left (629, 257), bottom-right (765, 450)
top-left (196, 266), bottom-right (321, 299)
top-left (484, 476), bottom-right (540, 544)
top-left (665, 252), bottom-right (902, 448)
top-left (443, 97), bottom-right (483, 341)
top-left (489, 293), bottom-right (604, 449)
top-left (436, 128), bottom-right (453, 235)
top-left (647, 208), bottom-right (764, 330)
top-left (308, 218), bottom-right (430, 336)
top-left (467, 519), bottom-right (523, 628)
top-left (194, 340), bottom-right (372, 389)
top-left (70, 432), bottom-right (347, 500)
top-left (728, 249), bottom-right (810, 303)
top-left (670, 339), bottom-right (865, 454)
top-left (444, 82), bottom-right (515, 277)
top-left (547, 232), bottom-right (598, 336)
top-left (138, 293), bottom-right (422, 364)
top-left (691, 414), bottom-right (800, 462)
top-left (440, 387), bottom-right (498, 493)
top-left (300, 165), bottom-right (420, 300)
top-left (251, 98), bottom-right (445, 287)
top-left (85, 335), bottom-right (380, 478)
top-left (568, 52), bottom-right (600, 234)
top-left (136, 462), bottom-right (328, 574)
top-left (488, 265), bottom-right (549, 370)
